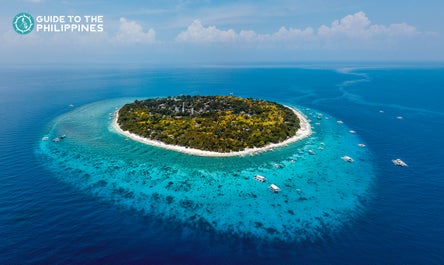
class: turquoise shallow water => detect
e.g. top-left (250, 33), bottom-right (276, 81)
top-left (36, 98), bottom-right (375, 242)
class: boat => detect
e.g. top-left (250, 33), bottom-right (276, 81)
top-left (254, 175), bottom-right (266, 182)
top-left (396, 116), bottom-right (404, 120)
top-left (308, 149), bottom-right (316, 155)
top-left (273, 163), bottom-right (282, 169)
top-left (337, 120), bottom-right (344, 124)
top-left (269, 184), bottom-right (281, 193)
top-left (392, 158), bottom-right (408, 167)
top-left (52, 137), bottom-right (60, 142)
top-left (358, 143), bottom-right (366, 148)
top-left (341, 155), bottom-right (354, 162)
top-left (349, 130), bottom-right (356, 134)
top-left (42, 136), bottom-right (49, 141)
top-left (60, 135), bottom-right (66, 139)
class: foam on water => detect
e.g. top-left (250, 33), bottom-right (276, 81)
top-left (36, 98), bottom-right (375, 242)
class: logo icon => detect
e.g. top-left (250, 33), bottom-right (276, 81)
top-left (13, 13), bottom-right (35, 35)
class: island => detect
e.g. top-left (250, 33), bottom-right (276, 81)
top-left (113, 95), bottom-right (311, 156)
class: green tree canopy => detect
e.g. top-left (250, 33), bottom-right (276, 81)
top-left (117, 95), bottom-right (300, 153)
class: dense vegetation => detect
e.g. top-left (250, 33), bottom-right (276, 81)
top-left (117, 95), bottom-right (300, 153)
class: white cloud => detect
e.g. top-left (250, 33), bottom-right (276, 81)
top-left (176, 20), bottom-right (314, 44)
top-left (262, 27), bottom-right (314, 42)
top-left (113, 17), bottom-right (156, 43)
top-left (1, 11), bottom-right (432, 63)
top-left (176, 20), bottom-right (236, 43)
top-left (318, 12), bottom-right (417, 38)
top-left (176, 12), bottom-right (419, 45)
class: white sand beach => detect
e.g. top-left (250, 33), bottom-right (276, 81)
top-left (112, 105), bottom-right (311, 157)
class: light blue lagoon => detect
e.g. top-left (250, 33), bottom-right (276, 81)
top-left (37, 98), bottom-right (375, 242)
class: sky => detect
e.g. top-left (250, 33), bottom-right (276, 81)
top-left (1, 0), bottom-right (444, 65)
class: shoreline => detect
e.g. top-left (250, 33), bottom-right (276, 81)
top-left (112, 105), bottom-right (311, 157)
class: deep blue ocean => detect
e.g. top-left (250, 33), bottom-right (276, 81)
top-left (1, 65), bottom-right (443, 264)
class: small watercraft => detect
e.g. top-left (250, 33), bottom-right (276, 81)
top-left (254, 175), bottom-right (266, 182)
top-left (392, 159), bottom-right (408, 167)
top-left (341, 155), bottom-right (354, 162)
top-left (269, 184), bottom-right (281, 193)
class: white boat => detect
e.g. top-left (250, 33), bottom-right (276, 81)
top-left (52, 137), bottom-right (60, 142)
top-left (396, 116), bottom-right (404, 120)
top-left (349, 130), bottom-right (356, 134)
top-left (254, 175), bottom-right (266, 182)
top-left (273, 163), bottom-right (282, 169)
top-left (392, 159), bottom-right (408, 167)
top-left (269, 184), bottom-right (281, 193)
top-left (42, 136), bottom-right (49, 141)
top-left (358, 143), bottom-right (366, 148)
top-left (308, 149), bottom-right (316, 155)
top-left (341, 155), bottom-right (354, 162)
top-left (337, 120), bottom-right (344, 124)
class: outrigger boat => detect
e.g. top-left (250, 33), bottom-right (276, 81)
top-left (341, 155), bottom-right (354, 162)
top-left (254, 175), bottom-right (266, 182)
top-left (269, 184), bottom-right (281, 193)
top-left (392, 159), bottom-right (408, 167)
